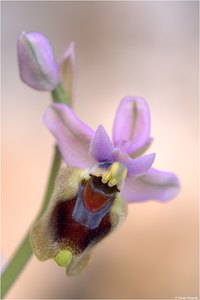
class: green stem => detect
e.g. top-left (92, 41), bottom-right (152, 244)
top-left (1, 82), bottom-right (70, 298)
top-left (1, 146), bottom-right (62, 299)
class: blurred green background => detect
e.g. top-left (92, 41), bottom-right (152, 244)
top-left (2, 1), bottom-right (199, 299)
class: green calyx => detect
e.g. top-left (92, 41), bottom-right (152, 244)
top-left (51, 83), bottom-right (71, 106)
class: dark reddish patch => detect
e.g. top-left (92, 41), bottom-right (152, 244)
top-left (50, 199), bottom-right (112, 254)
top-left (83, 176), bottom-right (117, 212)
top-left (50, 176), bottom-right (119, 254)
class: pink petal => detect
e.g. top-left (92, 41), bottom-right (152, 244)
top-left (90, 125), bottom-right (114, 162)
top-left (124, 153), bottom-right (156, 176)
top-left (122, 168), bottom-right (180, 203)
top-left (59, 42), bottom-right (76, 103)
top-left (112, 96), bottom-right (151, 156)
top-left (43, 103), bottom-right (95, 168)
top-left (17, 32), bottom-right (59, 91)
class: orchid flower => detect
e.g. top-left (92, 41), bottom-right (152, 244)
top-left (30, 96), bottom-right (180, 276)
top-left (1, 32), bottom-right (180, 298)
top-left (44, 96), bottom-right (180, 202)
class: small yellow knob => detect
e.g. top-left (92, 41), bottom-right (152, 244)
top-left (54, 249), bottom-right (73, 268)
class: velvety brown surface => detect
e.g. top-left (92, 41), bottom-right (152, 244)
top-left (50, 198), bottom-right (112, 254)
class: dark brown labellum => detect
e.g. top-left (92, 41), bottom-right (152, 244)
top-left (50, 175), bottom-right (119, 254)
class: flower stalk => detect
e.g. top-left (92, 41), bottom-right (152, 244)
top-left (51, 83), bottom-right (71, 106)
top-left (1, 103), bottom-right (64, 299)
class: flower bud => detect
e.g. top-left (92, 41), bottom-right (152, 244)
top-left (17, 32), bottom-right (60, 91)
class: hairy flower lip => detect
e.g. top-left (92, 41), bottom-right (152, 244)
top-left (30, 165), bottom-right (128, 275)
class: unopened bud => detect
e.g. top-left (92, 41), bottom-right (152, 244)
top-left (17, 32), bottom-right (60, 91)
